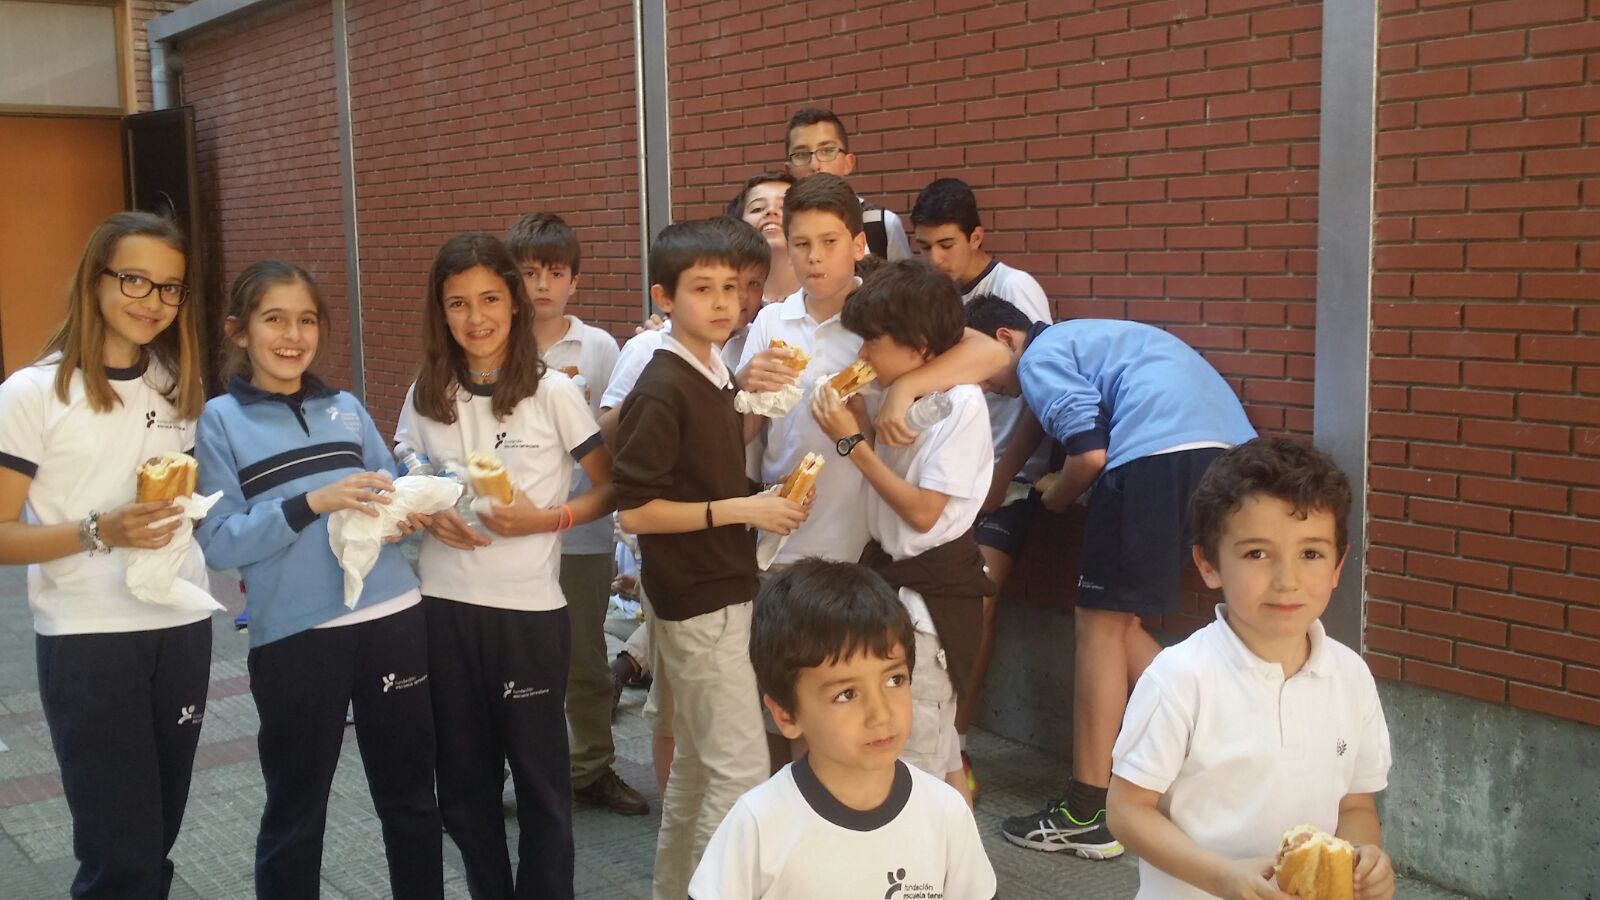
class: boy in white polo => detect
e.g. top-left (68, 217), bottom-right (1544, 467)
top-left (810, 260), bottom-right (995, 804)
top-left (506, 212), bottom-right (647, 817)
top-left (1106, 438), bottom-right (1396, 900)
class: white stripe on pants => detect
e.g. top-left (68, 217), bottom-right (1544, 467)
top-left (650, 601), bottom-right (767, 900)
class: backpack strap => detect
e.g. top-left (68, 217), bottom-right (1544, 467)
top-left (860, 205), bottom-right (888, 258)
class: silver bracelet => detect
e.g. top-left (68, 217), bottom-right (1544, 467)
top-left (78, 512), bottom-right (110, 555)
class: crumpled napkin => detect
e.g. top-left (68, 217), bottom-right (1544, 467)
top-left (127, 492), bottom-right (226, 612)
top-left (754, 483), bottom-right (789, 571)
top-left (734, 382), bottom-right (803, 418)
top-left (328, 475), bottom-right (462, 607)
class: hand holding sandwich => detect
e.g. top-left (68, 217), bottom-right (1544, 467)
top-left (477, 489), bottom-right (562, 538)
top-left (97, 501), bottom-right (185, 550)
top-left (738, 339), bottom-right (808, 393)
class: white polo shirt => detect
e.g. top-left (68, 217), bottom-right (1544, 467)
top-left (541, 315), bottom-right (620, 555)
top-left (1112, 605), bottom-right (1393, 900)
top-left (600, 321), bottom-right (670, 411)
top-left (866, 384), bottom-right (992, 632)
top-left (737, 286), bottom-right (871, 566)
top-left (0, 357), bottom-right (213, 635)
top-left (961, 259), bottom-right (1054, 485)
top-left (393, 372), bottom-right (602, 611)
top-left (689, 758), bottom-right (996, 900)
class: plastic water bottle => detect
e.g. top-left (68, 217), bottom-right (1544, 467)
top-left (394, 442), bottom-right (434, 477)
top-left (434, 457), bottom-right (480, 529)
top-left (903, 391), bottom-right (953, 433)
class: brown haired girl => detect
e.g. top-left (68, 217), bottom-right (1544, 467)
top-left (0, 210), bottom-right (216, 897)
top-left (395, 232), bottom-right (615, 899)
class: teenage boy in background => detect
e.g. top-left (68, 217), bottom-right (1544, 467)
top-left (783, 107), bottom-right (912, 261)
top-left (911, 177), bottom-right (1055, 798)
top-left (505, 212), bottom-right (647, 817)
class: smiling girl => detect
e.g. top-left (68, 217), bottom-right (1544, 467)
top-left (0, 211), bottom-right (215, 898)
top-left (395, 232), bottom-right (615, 900)
top-left (194, 261), bottom-right (441, 900)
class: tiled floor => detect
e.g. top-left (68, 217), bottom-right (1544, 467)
top-left (0, 565), bottom-right (1471, 898)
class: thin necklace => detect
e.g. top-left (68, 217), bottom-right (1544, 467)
top-left (470, 366), bottom-right (499, 383)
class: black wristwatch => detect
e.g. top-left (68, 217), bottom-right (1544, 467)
top-left (836, 433), bottom-right (866, 457)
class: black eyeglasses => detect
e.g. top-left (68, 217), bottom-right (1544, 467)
top-left (102, 269), bottom-right (190, 307)
top-left (787, 145), bottom-right (847, 168)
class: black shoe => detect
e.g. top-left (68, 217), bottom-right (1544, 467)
top-left (573, 768), bottom-right (649, 816)
top-left (1001, 800), bottom-right (1124, 859)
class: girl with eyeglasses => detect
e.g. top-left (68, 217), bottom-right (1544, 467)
top-left (0, 211), bottom-right (217, 898)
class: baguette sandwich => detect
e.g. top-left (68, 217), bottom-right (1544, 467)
top-left (137, 452), bottom-right (198, 503)
top-left (1274, 825), bottom-right (1355, 900)
top-left (827, 360), bottom-right (876, 399)
top-left (778, 452), bottom-right (824, 503)
top-left (466, 453), bottom-right (514, 504)
top-left (558, 365), bottom-right (580, 378)
top-left (768, 339), bottom-right (811, 372)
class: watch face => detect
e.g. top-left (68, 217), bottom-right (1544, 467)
top-left (836, 434), bottom-right (862, 456)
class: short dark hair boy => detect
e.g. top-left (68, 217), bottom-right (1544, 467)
top-left (782, 171), bottom-right (864, 237)
top-left (690, 559), bottom-right (996, 899)
top-left (910, 177), bottom-right (982, 236)
top-left (809, 259), bottom-right (997, 801)
top-left (783, 106), bottom-right (910, 261)
top-left (616, 218), bottom-right (808, 899)
top-left (506, 211), bottom-right (581, 274)
top-left (1107, 436), bottom-right (1393, 898)
top-left (726, 170), bottom-right (797, 220)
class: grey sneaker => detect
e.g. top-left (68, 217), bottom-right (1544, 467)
top-left (1001, 801), bottom-right (1124, 859)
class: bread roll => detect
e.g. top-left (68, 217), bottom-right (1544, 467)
top-left (466, 453), bottom-right (514, 504)
top-left (828, 360), bottom-right (876, 398)
top-left (137, 452), bottom-right (197, 502)
top-left (769, 339), bottom-right (811, 372)
top-left (1274, 825), bottom-right (1355, 900)
top-left (779, 452), bottom-right (824, 502)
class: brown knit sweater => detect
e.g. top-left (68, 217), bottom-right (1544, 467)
top-left (612, 351), bottom-right (759, 621)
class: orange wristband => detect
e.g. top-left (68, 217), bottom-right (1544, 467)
top-left (558, 503), bottom-right (575, 532)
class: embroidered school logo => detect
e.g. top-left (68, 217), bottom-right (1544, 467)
top-left (502, 680), bottom-right (550, 700)
top-left (494, 434), bottom-right (541, 451)
top-left (1078, 575), bottom-right (1104, 592)
top-left (381, 672), bottom-right (427, 693)
top-left (145, 410), bottom-right (157, 428)
top-left (1336, 738), bottom-right (1348, 757)
top-left (177, 705), bottom-right (203, 726)
top-left (494, 432), bottom-right (507, 449)
top-left (885, 869), bottom-right (905, 899)
top-left (328, 406), bottom-right (341, 420)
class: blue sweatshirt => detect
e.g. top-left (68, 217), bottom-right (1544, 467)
top-left (195, 374), bottom-right (418, 647)
top-left (1017, 320), bottom-right (1257, 472)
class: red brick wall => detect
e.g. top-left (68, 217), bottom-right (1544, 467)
top-left (179, 0), bottom-right (354, 389)
top-left (131, 1), bottom-right (193, 112)
top-left (345, 0), bottom-right (643, 431)
top-left (666, 0), bottom-right (1324, 633)
top-left (1369, 0), bottom-right (1600, 727)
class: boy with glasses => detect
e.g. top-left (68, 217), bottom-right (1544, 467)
top-left (783, 107), bottom-right (912, 262)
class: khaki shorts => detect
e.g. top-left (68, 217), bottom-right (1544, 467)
top-left (901, 629), bottom-right (960, 778)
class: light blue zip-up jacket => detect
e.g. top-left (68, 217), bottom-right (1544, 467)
top-left (195, 374), bottom-right (417, 647)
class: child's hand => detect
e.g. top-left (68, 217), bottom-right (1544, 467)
top-left (307, 472), bottom-right (394, 517)
top-left (1216, 858), bottom-right (1295, 900)
top-left (738, 347), bottom-right (802, 393)
top-left (1353, 844), bottom-right (1395, 900)
top-left (726, 495), bottom-right (808, 535)
top-left (874, 380), bottom-right (918, 449)
top-left (98, 500), bottom-right (183, 549)
top-left (478, 491), bottom-right (560, 537)
top-left (809, 384), bottom-right (859, 441)
top-left (423, 507), bottom-right (492, 550)
top-left (633, 313), bottom-right (666, 335)
top-left (386, 512), bottom-right (430, 544)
